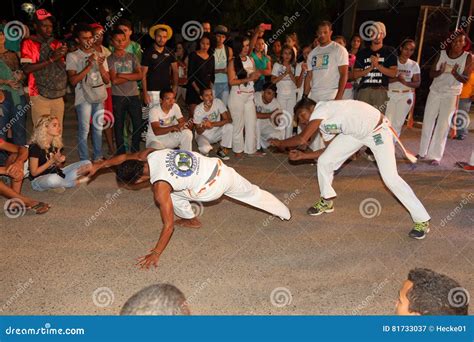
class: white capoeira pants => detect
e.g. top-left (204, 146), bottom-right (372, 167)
top-left (277, 93), bottom-right (297, 139)
top-left (385, 90), bottom-right (414, 137)
top-left (419, 90), bottom-right (458, 161)
top-left (307, 90), bottom-right (338, 151)
top-left (170, 161), bottom-right (291, 220)
top-left (146, 129), bottom-right (193, 151)
top-left (317, 118), bottom-right (430, 223)
top-left (257, 119), bottom-right (286, 149)
top-left (228, 89), bottom-right (257, 154)
top-left (195, 124), bottom-right (233, 155)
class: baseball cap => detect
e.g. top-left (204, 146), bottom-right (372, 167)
top-left (35, 9), bottom-right (54, 22)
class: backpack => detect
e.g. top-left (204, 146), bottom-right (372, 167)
top-left (81, 59), bottom-right (107, 104)
top-left (33, 37), bottom-right (67, 99)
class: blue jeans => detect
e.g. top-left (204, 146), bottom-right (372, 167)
top-left (31, 160), bottom-right (91, 191)
top-left (75, 101), bottom-right (104, 161)
top-left (213, 82), bottom-right (229, 106)
top-left (112, 95), bottom-right (143, 154)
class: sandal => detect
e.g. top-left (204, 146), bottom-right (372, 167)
top-left (27, 202), bottom-right (50, 215)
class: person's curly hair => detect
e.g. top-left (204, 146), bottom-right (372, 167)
top-left (115, 160), bottom-right (145, 185)
top-left (407, 268), bottom-right (468, 315)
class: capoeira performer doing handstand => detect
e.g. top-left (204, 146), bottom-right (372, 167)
top-left (82, 148), bottom-right (291, 268)
top-left (269, 98), bottom-right (431, 240)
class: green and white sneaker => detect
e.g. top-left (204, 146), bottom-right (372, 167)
top-left (307, 198), bottom-right (334, 216)
top-left (216, 147), bottom-right (230, 160)
top-left (408, 221), bottom-right (430, 240)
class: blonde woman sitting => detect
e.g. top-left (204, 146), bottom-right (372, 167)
top-left (28, 115), bottom-right (91, 192)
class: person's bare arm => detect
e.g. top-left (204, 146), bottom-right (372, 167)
top-left (23, 45), bottom-right (67, 74)
top-left (141, 65), bottom-right (150, 104)
top-left (269, 119), bottom-right (322, 148)
top-left (109, 69), bottom-right (128, 85)
top-left (117, 65), bottom-right (142, 81)
top-left (81, 149), bottom-right (156, 178)
top-left (136, 181), bottom-right (175, 269)
top-left (335, 65), bottom-right (348, 100)
top-left (353, 65), bottom-right (374, 79)
top-left (391, 73), bottom-right (421, 88)
top-left (452, 53), bottom-right (472, 84)
top-left (228, 59), bottom-right (258, 86)
top-left (211, 111), bottom-right (232, 128)
top-left (288, 149), bottom-right (324, 161)
top-left (0, 141), bottom-right (27, 180)
top-left (303, 70), bottom-right (312, 96)
top-left (429, 55), bottom-right (444, 79)
top-left (67, 56), bottom-right (94, 87)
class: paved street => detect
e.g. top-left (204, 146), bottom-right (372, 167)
top-left (1, 97), bottom-right (473, 315)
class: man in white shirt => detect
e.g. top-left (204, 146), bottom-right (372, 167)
top-left (304, 21), bottom-right (348, 102)
top-left (193, 88), bottom-right (232, 160)
top-left (303, 21), bottom-right (348, 151)
top-left (145, 89), bottom-right (193, 151)
top-left (269, 98), bottom-right (431, 240)
top-left (83, 148), bottom-right (291, 269)
top-left (254, 83), bottom-right (285, 150)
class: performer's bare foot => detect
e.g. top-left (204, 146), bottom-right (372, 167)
top-left (175, 217), bottom-right (202, 229)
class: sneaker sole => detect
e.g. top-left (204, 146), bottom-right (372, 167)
top-left (410, 228), bottom-right (430, 240)
top-left (307, 208), bottom-right (334, 216)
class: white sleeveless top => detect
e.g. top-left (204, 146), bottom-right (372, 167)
top-left (232, 56), bottom-right (255, 92)
top-left (430, 50), bottom-right (469, 95)
top-left (147, 149), bottom-right (218, 192)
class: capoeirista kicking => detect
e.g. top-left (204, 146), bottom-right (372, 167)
top-left (269, 98), bottom-right (431, 240)
top-left (80, 148), bottom-right (291, 269)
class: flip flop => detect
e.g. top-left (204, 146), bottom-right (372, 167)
top-left (27, 202), bottom-right (50, 215)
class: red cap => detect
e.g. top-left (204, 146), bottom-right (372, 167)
top-left (90, 23), bottom-right (104, 30)
top-left (35, 9), bottom-right (53, 21)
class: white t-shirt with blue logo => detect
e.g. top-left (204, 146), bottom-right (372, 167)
top-left (307, 41), bottom-right (348, 97)
top-left (193, 99), bottom-right (227, 124)
top-left (309, 100), bottom-right (380, 141)
top-left (147, 149), bottom-right (219, 192)
top-left (146, 103), bottom-right (183, 144)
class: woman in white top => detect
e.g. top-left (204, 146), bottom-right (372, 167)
top-left (419, 31), bottom-right (472, 165)
top-left (386, 39), bottom-right (421, 138)
top-left (295, 45), bottom-right (311, 102)
top-left (227, 36), bottom-right (261, 156)
top-left (271, 45), bottom-right (299, 139)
